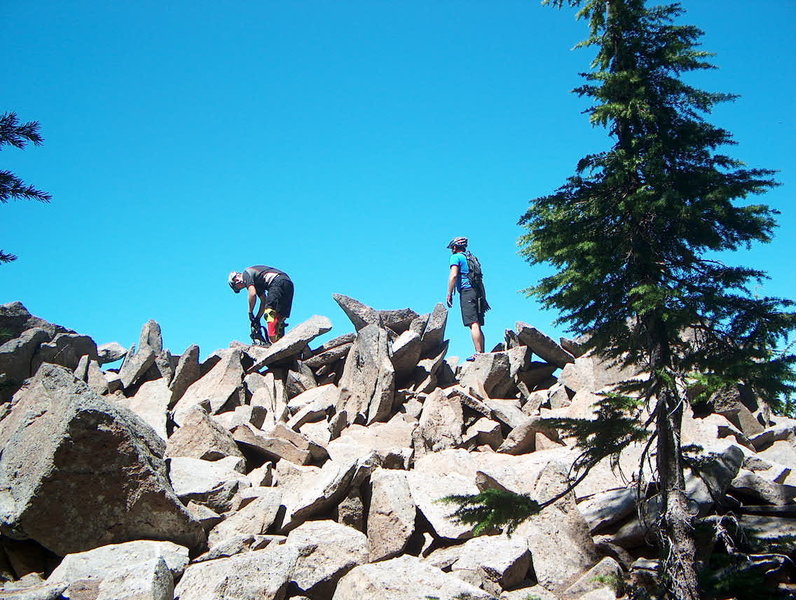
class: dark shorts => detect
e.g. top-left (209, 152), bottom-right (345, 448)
top-left (459, 287), bottom-right (484, 326)
top-left (266, 275), bottom-right (294, 318)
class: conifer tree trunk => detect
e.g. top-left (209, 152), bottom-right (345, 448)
top-left (655, 387), bottom-right (700, 600)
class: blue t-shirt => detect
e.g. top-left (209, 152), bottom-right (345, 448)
top-left (449, 253), bottom-right (472, 292)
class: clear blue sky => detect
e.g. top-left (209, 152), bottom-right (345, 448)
top-left (2, 1), bottom-right (794, 362)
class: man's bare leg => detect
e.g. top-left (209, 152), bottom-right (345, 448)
top-left (469, 322), bottom-right (485, 353)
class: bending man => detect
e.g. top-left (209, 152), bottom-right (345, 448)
top-left (228, 265), bottom-right (294, 342)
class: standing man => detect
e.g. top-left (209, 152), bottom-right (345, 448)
top-left (228, 265), bottom-right (294, 342)
top-left (446, 237), bottom-right (488, 359)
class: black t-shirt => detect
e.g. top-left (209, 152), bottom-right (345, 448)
top-left (242, 265), bottom-right (288, 295)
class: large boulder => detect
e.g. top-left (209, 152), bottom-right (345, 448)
top-left (0, 364), bottom-right (205, 555)
top-left (0, 301), bottom-right (69, 339)
top-left (367, 468), bottom-right (416, 561)
top-left (515, 322), bottom-right (575, 368)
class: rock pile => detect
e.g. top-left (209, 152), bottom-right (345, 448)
top-left (1, 297), bottom-right (795, 600)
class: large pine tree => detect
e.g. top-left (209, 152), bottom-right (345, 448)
top-left (1, 112), bottom-right (51, 263)
top-left (516, 1), bottom-right (795, 598)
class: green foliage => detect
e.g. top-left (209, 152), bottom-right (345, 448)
top-left (439, 488), bottom-right (541, 535)
top-left (543, 392), bottom-right (649, 475)
top-left (1, 112), bottom-right (52, 264)
top-left (592, 573), bottom-right (624, 594)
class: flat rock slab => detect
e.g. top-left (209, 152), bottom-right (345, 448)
top-left (367, 468), bottom-right (416, 561)
top-left (515, 321), bottom-right (575, 368)
top-left (0, 364), bottom-right (205, 555)
top-left (332, 554), bottom-right (493, 600)
top-left (250, 315), bottom-right (333, 370)
top-left (173, 545), bottom-right (300, 600)
top-left (48, 540), bottom-right (189, 585)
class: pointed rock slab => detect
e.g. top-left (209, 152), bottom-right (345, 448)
top-left (367, 468), bottom-right (416, 561)
top-left (250, 315), bottom-right (333, 370)
top-left (172, 348), bottom-right (245, 425)
top-left (419, 303), bottom-right (448, 358)
top-left (173, 544), bottom-right (300, 600)
top-left (514, 460), bottom-right (600, 593)
top-left (138, 319), bottom-right (164, 353)
top-left (169, 344), bottom-right (202, 408)
top-left (166, 407), bottom-right (243, 461)
top-left (117, 378), bottom-right (171, 440)
top-left (284, 520), bottom-right (370, 598)
top-left (332, 293), bottom-right (379, 330)
top-left (332, 555), bottom-right (493, 600)
top-left (0, 364), bottom-right (205, 555)
top-left (391, 329), bottom-right (422, 383)
top-left (414, 388), bottom-right (464, 455)
top-left (0, 328), bottom-right (50, 401)
top-left (337, 324), bottom-right (395, 426)
top-left (118, 346), bottom-right (156, 390)
top-left (515, 322), bottom-right (575, 368)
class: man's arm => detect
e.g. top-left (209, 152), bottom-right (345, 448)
top-left (447, 265), bottom-right (459, 308)
top-left (247, 286), bottom-right (263, 320)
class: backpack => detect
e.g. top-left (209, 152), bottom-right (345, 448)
top-left (464, 251), bottom-right (491, 312)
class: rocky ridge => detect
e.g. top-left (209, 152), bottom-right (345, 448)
top-left (0, 297), bottom-right (794, 600)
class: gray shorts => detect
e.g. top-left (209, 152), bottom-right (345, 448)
top-left (459, 287), bottom-right (484, 326)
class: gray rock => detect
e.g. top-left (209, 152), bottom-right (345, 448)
top-left (367, 468), bottom-right (416, 561)
top-left (578, 488), bottom-right (638, 534)
top-left (685, 444), bottom-right (744, 515)
top-left (280, 454), bottom-right (378, 534)
top-left (166, 407), bottom-right (244, 461)
top-left (513, 461), bottom-right (600, 592)
top-left (31, 332), bottom-right (99, 373)
top-left (337, 324), bottom-right (395, 426)
top-left (231, 423), bottom-right (325, 466)
top-left (173, 544), bottom-right (300, 600)
top-left (138, 319), bottom-right (164, 353)
top-left (414, 388), bottom-right (464, 454)
top-left (168, 456), bottom-right (249, 513)
top-left (562, 556), bottom-right (623, 598)
top-left (169, 345), bottom-right (201, 407)
top-left (332, 555), bottom-right (493, 600)
top-left (94, 556), bottom-right (173, 600)
top-left (0, 328), bottom-right (50, 400)
top-left (497, 415), bottom-right (561, 455)
top-left (117, 378), bottom-right (171, 440)
top-left (119, 346), bottom-right (157, 390)
top-left (48, 540), bottom-right (189, 584)
top-left (458, 352), bottom-right (513, 399)
top-left (391, 329), bottom-right (422, 382)
top-left (730, 469), bottom-right (796, 506)
top-left (97, 341), bottom-right (127, 365)
top-left (419, 303), bottom-right (448, 358)
top-left (172, 348), bottom-right (245, 425)
top-left (250, 315), bottom-right (333, 370)
top-left (515, 322), bottom-right (575, 368)
top-left (284, 520), bottom-right (370, 598)
top-left (207, 489), bottom-right (283, 547)
top-left (0, 301), bottom-right (69, 339)
top-left (425, 534), bottom-right (531, 592)
top-left (0, 364), bottom-right (205, 555)
top-left (332, 293), bottom-right (379, 331)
